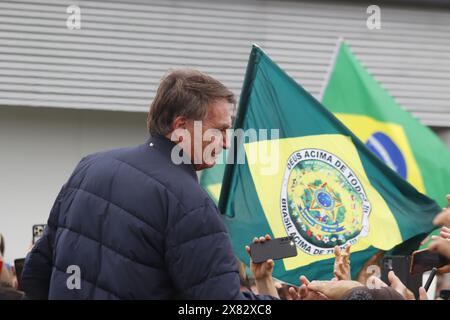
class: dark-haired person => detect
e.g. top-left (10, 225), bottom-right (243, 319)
top-left (0, 233), bottom-right (4, 258)
top-left (0, 233), bottom-right (24, 300)
top-left (21, 69), bottom-right (276, 300)
top-left (295, 272), bottom-right (428, 300)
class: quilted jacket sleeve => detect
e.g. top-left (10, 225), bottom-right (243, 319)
top-left (164, 199), bottom-right (274, 300)
top-left (21, 185), bottom-right (65, 299)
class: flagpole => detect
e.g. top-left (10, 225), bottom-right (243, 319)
top-left (318, 37), bottom-right (343, 102)
top-left (218, 44), bottom-right (260, 214)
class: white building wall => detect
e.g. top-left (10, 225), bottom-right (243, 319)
top-left (0, 107), bottom-right (147, 262)
top-left (1, 0), bottom-right (450, 126)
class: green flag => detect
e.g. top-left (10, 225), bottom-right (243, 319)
top-left (321, 41), bottom-right (450, 209)
top-left (218, 45), bottom-right (440, 285)
top-left (200, 154), bottom-right (226, 204)
top-left (321, 41), bottom-right (450, 249)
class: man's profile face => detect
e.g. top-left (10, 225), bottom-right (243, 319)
top-left (187, 99), bottom-right (233, 170)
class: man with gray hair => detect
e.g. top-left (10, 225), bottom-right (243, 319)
top-left (21, 69), bottom-right (276, 299)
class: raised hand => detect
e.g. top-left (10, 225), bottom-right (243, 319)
top-left (287, 275), bottom-right (329, 300)
top-left (433, 195), bottom-right (450, 227)
top-left (245, 235), bottom-right (279, 298)
top-left (333, 245), bottom-right (351, 280)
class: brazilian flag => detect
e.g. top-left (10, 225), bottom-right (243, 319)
top-left (321, 41), bottom-right (450, 209)
top-left (218, 45), bottom-right (441, 285)
top-left (321, 41), bottom-right (450, 250)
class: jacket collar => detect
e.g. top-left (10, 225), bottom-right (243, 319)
top-left (146, 135), bottom-right (198, 181)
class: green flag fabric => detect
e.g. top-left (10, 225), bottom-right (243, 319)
top-left (218, 45), bottom-right (441, 285)
top-left (321, 41), bottom-right (450, 209)
top-left (200, 154), bottom-right (226, 203)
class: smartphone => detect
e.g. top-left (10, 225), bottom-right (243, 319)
top-left (381, 255), bottom-right (422, 298)
top-left (410, 248), bottom-right (449, 275)
top-left (14, 258), bottom-right (25, 291)
top-left (32, 224), bottom-right (46, 244)
top-left (249, 236), bottom-right (297, 264)
top-left (423, 267), bottom-right (437, 292)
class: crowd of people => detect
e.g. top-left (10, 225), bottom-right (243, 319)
top-left (238, 199), bottom-right (450, 300)
top-left (0, 234), bottom-right (24, 299)
top-left (1, 69), bottom-right (449, 300)
top-left (2, 210), bottom-right (450, 300)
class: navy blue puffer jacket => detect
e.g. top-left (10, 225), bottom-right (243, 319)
top-left (21, 136), bottom-right (267, 300)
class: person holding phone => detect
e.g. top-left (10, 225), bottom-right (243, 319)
top-left (305, 273), bottom-right (428, 300)
top-left (245, 235), bottom-right (279, 299)
top-left (0, 234), bottom-right (23, 299)
top-left (428, 236), bottom-right (450, 272)
top-left (429, 194), bottom-right (450, 274)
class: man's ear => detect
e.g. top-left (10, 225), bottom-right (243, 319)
top-left (171, 116), bottom-right (187, 131)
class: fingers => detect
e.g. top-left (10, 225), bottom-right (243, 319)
top-left (253, 235), bottom-right (271, 244)
top-left (245, 246), bottom-right (253, 262)
top-left (420, 236), bottom-right (430, 246)
top-left (299, 275), bottom-right (310, 286)
top-left (339, 261), bottom-right (348, 276)
top-left (334, 245), bottom-right (341, 257)
top-left (433, 208), bottom-right (450, 227)
top-left (388, 271), bottom-right (414, 300)
top-left (333, 245), bottom-right (351, 280)
top-left (334, 264), bottom-right (349, 281)
top-left (367, 275), bottom-right (388, 289)
top-left (343, 252), bottom-right (350, 265)
top-left (440, 227), bottom-right (450, 240)
top-left (437, 264), bottom-right (450, 274)
top-left (428, 236), bottom-right (450, 260)
top-left (345, 244), bottom-right (351, 255)
top-left (288, 286), bottom-right (300, 300)
top-left (334, 264), bottom-right (343, 279)
top-left (419, 287), bottom-right (428, 300)
top-left (433, 195), bottom-right (450, 227)
top-left (298, 284), bottom-right (309, 300)
top-left (388, 270), bottom-right (400, 286)
top-left (333, 271), bottom-right (341, 280)
top-left (362, 251), bottom-right (384, 269)
top-left (371, 251), bottom-right (384, 264)
top-left (307, 280), bottom-right (326, 293)
top-left (428, 238), bottom-right (439, 252)
top-left (335, 245), bottom-right (350, 260)
top-left (404, 289), bottom-right (416, 300)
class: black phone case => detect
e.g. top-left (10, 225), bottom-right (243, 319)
top-left (381, 255), bottom-right (422, 299)
top-left (410, 250), bottom-right (449, 275)
top-left (250, 236), bottom-right (297, 264)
